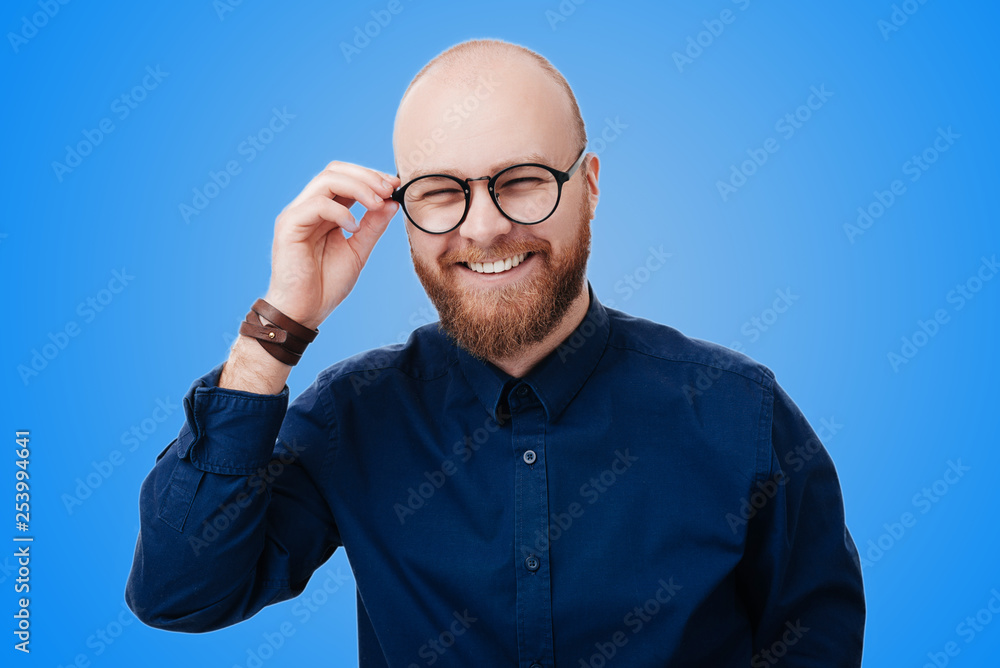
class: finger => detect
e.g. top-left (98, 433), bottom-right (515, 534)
top-left (330, 164), bottom-right (400, 205)
top-left (290, 172), bottom-right (382, 214)
top-left (346, 200), bottom-right (398, 267)
top-left (290, 163), bottom-right (399, 211)
top-left (277, 196), bottom-right (359, 240)
top-left (321, 160), bottom-right (400, 192)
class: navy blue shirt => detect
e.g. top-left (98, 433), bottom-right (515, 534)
top-left (126, 283), bottom-right (865, 666)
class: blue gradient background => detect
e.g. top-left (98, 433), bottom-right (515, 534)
top-left (4, 1), bottom-right (998, 666)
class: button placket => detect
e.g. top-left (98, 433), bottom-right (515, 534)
top-left (509, 384), bottom-right (555, 666)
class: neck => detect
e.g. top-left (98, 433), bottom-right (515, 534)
top-left (488, 283), bottom-right (590, 378)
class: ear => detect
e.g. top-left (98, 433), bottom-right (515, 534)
top-left (583, 152), bottom-right (600, 219)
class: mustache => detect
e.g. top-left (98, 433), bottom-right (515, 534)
top-left (440, 238), bottom-right (551, 265)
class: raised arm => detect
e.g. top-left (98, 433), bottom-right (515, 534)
top-left (221, 161), bottom-right (400, 394)
top-left (125, 161), bottom-right (400, 630)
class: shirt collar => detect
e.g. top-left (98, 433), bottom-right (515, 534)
top-left (455, 281), bottom-right (610, 424)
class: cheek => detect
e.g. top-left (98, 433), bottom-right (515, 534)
top-left (545, 214), bottom-right (582, 253)
top-left (410, 236), bottom-right (450, 269)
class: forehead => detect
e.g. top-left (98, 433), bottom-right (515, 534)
top-left (406, 152), bottom-right (558, 181)
top-left (393, 60), bottom-right (575, 182)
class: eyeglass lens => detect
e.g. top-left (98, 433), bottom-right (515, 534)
top-left (403, 165), bottom-right (559, 233)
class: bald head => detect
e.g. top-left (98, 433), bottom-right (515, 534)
top-left (392, 39), bottom-right (587, 180)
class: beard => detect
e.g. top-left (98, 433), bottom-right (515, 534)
top-left (411, 185), bottom-right (592, 363)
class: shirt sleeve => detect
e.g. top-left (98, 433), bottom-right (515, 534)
top-left (125, 362), bottom-right (342, 632)
top-left (735, 376), bottom-right (866, 667)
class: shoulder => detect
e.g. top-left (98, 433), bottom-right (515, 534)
top-left (603, 305), bottom-right (775, 390)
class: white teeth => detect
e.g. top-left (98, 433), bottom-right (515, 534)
top-left (466, 252), bottom-right (528, 274)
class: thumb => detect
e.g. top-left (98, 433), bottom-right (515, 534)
top-left (348, 200), bottom-right (398, 267)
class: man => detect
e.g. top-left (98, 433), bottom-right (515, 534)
top-left (126, 39), bottom-right (865, 666)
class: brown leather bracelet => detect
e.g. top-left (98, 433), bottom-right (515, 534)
top-left (237, 299), bottom-right (319, 367)
top-left (251, 299), bottom-right (319, 344)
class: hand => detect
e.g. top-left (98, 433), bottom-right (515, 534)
top-left (262, 161), bottom-right (401, 330)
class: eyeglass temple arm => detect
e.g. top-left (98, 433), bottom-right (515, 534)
top-left (564, 148), bottom-right (588, 181)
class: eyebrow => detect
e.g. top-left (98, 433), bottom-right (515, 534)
top-left (406, 152), bottom-right (553, 181)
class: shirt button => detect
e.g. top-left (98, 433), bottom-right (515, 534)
top-left (517, 385), bottom-right (529, 397)
top-left (524, 555), bottom-right (540, 572)
top-left (523, 450), bottom-right (536, 465)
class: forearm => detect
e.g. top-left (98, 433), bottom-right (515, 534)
top-left (219, 324), bottom-right (293, 395)
top-left (125, 369), bottom-right (295, 629)
top-left (126, 365), bottom-right (340, 632)
top-left (128, 157), bottom-right (395, 627)
top-left (126, 443), bottom-right (283, 631)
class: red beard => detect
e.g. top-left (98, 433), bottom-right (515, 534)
top-left (411, 187), bottom-right (592, 363)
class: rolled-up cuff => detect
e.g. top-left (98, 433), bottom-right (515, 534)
top-left (173, 362), bottom-right (290, 474)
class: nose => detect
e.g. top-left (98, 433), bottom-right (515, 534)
top-left (458, 179), bottom-right (512, 245)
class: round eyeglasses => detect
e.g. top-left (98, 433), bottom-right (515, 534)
top-left (391, 149), bottom-right (587, 234)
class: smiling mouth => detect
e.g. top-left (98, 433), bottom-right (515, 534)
top-left (462, 252), bottom-right (533, 275)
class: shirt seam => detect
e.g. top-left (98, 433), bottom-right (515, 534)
top-left (322, 355), bottom-right (457, 386)
top-left (754, 371), bottom-right (776, 487)
top-left (194, 384), bottom-right (290, 404)
top-left (317, 369), bottom-right (343, 515)
top-left (605, 340), bottom-right (772, 387)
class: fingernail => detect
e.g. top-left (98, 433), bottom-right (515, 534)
top-left (381, 179), bottom-right (391, 191)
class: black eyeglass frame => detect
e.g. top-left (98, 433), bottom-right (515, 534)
top-left (391, 148), bottom-right (588, 235)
